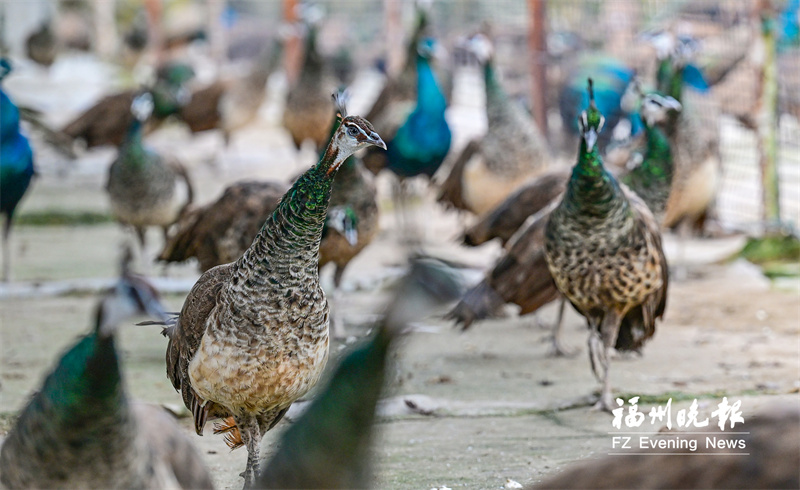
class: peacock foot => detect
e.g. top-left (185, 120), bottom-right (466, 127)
top-left (592, 391), bottom-right (616, 413)
top-left (548, 337), bottom-right (579, 358)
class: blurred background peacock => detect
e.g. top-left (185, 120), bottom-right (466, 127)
top-left (0, 59), bottom-right (35, 282)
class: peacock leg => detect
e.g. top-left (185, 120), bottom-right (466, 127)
top-left (238, 415), bottom-right (262, 489)
top-left (2, 216), bottom-right (12, 282)
top-left (593, 311), bottom-right (621, 412)
top-left (549, 297), bottom-right (578, 357)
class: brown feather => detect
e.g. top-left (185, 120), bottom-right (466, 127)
top-left (449, 201), bottom-right (561, 329)
top-left (463, 168), bottom-right (569, 247)
top-left (213, 416), bottom-right (244, 450)
top-left (159, 181), bottom-right (287, 271)
top-left (437, 139), bottom-right (482, 212)
top-left (61, 91), bottom-right (136, 148)
top-left (177, 82), bottom-right (228, 133)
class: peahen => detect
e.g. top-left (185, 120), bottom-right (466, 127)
top-left (257, 256), bottom-right (462, 488)
top-left (0, 269), bottom-right (214, 489)
top-left (160, 95), bottom-right (385, 489)
top-left (0, 59), bottom-right (35, 282)
top-left (61, 62), bottom-right (195, 150)
top-left (450, 87), bottom-right (677, 363)
top-left (558, 54), bottom-right (641, 153)
top-left (652, 34), bottom-right (720, 234)
top-left (106, 93), bottom-right (194, 251)
top-left (438, 33), bottom-right (550, 216)
top-left (544, 79), bottom-right (668, 411)
top-left (282, 11), bottom-right (335, 152)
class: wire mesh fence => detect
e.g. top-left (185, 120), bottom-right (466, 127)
top-left (3, 0), bottom-right (798, 231)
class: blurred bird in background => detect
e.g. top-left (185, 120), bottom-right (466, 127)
top-left (0, 59), bottom-right (35, 282)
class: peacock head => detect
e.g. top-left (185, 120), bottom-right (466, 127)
top-left (155, 61), bottom-right (195, 107)
top-left (579, 78), bottom-right (605, 152)
top-left (327, 92), bottom-right (385, 174)
top-left (417, 37), bottom-right (442, 60)
top-left (468, 33), bottom-right (493, 64)
top-left (640, 93), bottom-right (682, 127)
top-left (130, 92), bottom-right (155, 122)
top-left (95, 273), bottom-right (168, 338)
top-left (327, 206), bottom-right (359, 246)
top-left (672, 35), bottom-right (700, 68)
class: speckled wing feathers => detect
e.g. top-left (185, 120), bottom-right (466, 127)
top-left (164, 263), bottom-right (234, 426)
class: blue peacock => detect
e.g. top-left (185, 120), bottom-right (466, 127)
top-left (559, 54), bottom-right (641, 152)
top-left (0, 59), bottom-right (35, 282)
top-left (385, 37), bottom-right (452, 180)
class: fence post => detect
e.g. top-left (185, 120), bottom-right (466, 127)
top-left (757, 0), bottom-right (781, 230)
top-left (528, 0), bottom-right (548, 138)
top-left (283, 0), bottom-right (301, 84)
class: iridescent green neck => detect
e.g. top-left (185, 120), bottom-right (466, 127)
top-left (564, 139), bottom-right (620, 216)
top-left (656, 59), bottom-right (683, 132)
top-left (622, 122), bottom-right (673, 210)
top-left (236, 144), bottom-right (342, 283)
top-left (483, 60), bottom-right (509, 115)
top-left (40, 333), bottom-right (126, 425)
top-left (120, 120), bottom-right (149, 162)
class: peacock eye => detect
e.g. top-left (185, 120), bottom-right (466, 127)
top-left (347, 126), bottom-right (359, 137)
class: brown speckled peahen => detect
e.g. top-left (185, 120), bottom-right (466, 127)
top-left (106, 93), bottom-right (194, 250)
top-left (543, 80), bottom-right (668, 411)
top-left (160, 96), bottom-right (385, 488)
top-left (451, 90), bottom-right (679, 363)
top-left (0, 270), bottom-right (213, 490)
top-left (438, 34), bottom-right (550, 216)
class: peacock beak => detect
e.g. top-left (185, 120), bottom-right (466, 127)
top-left (368, 132), bottom-right (387, 150)
top-left (583, 128), bottom-right (598, 152)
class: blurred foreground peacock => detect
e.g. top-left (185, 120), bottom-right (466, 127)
top-left (161, 95), bottom-right (385, 488)
top-left (0, 271), bottom-right (214, 489)
top-left (258, 256), bottom-right (462, 488)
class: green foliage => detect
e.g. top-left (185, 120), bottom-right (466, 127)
top-left (15, 210), bottom-right (113, 226)
top-left (739, 234), bottom-right (800, 265)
